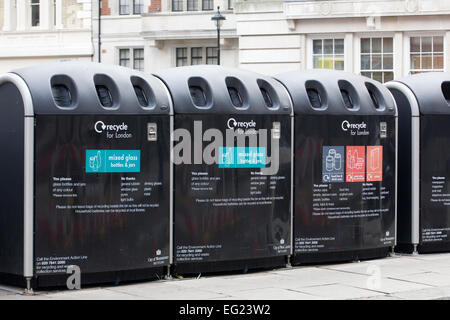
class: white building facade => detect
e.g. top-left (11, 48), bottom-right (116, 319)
top-left (0, 0), bottom-right (93, 74)
top-left (235, 0), bottom-right (450, 80)
top-left (0, 0), bottom-right (449, 83)
top-left (95, 0), bottom-right (238, 72)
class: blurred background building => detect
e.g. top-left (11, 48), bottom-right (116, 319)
top-left (0, 0), bottom-right (93, 74)
top-left (1, 0), bottom-right (450, 82)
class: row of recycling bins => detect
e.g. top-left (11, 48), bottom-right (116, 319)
top-left (0, 62), bottom-right (449, 289)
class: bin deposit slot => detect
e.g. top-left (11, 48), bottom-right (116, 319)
top-left (228, 87), bottom-right (243, 108)
top-left (52, 84), bottom-right (72, 107)
top-left (340, 89), bottom-right (354, 109)
top-left (96, 85), bottom-right (113, 107)
top-left (307, 88), bottom-right (322, 109)
top-left (189, 86), bottom-right (207, 107)
top-left (442, 82), bottom-right (450, 105)
top-left (260, 88), bottom-right (273, 108)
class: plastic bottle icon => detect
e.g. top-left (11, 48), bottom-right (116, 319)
top-left (370, 148), bottom-right (380, 170)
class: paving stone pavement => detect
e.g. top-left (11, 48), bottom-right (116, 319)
top-left (1, 253), bottom-right (450, 300)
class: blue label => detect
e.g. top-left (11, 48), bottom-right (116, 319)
top-left (86, 150), bottom-right (140, 173)
top-left (219, 147), bottom-right (266, 168)
top-left (322, 146), bottom-right (345, 183)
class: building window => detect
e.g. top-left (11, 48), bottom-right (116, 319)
top-left (119, 49), bottom-right (130, 68)
top-left (133, 0), bottom-right (144, 14)
top-left (191, 47), bottom-right (203, 65)
top-left (410, 36), bottom-right (444, 74)
top-left (360, 37), bottom-right (394, 83)
top-left (312, 39), bottom-right (344, 70)
top-left (119, 48), bottom-right (144, 71)
top-left (119, 0), bottom-right (130, 15)
top-left (31, 0), bottom-right (40, 27)
top-left (202, 0), bottom-right (213, 10)
top-left (172, 0), bottom-right (183, 11)
top-left (133, 48), bottom-right (144, 71)
top-left (187, 0), bottom-right (198, 11)
top-left (176, 47), bottom-right (218, 66)
top-left (206, 47), bottom-right (218, 65)
top-left (176, 48), bottom-right (188, 67)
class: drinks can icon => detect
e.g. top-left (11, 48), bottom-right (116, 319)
top-left (326, 155), bottom-right (334, 171)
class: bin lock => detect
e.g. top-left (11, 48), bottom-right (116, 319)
top-left (272, 122), bottom-right (281, 139)
top-left (148, 123), bottom-right (157, 141)
top-left (380, 122), bottom-right (387, 139)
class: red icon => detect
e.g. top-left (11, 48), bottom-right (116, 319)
top-left (346, 146), bottom-right (365, 182)
top-left (367, 146), bottom-right (383, 181)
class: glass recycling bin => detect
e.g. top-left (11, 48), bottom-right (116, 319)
top-left (0, 62), bottom-right (172, 289)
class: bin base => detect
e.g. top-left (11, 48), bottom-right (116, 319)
top-left (173, 256), bottom-right (287, 276)
top-left (395, 242), bottom-right (450, 254)
top-left (291, 247), bottom-right (391, 265)
top-left (419, 242), bottom-right (450, 254)
top-left (0, 266), bottom-right (166, 290)
top-left (394, 243), bottom-right (416, 254)
top-left (0, 272), bottom-right (28, 289)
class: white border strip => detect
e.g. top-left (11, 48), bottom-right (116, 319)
top-left (385, 81), bottom-right (420, 246)
top-left (154, 77), bottom-right (174, 265)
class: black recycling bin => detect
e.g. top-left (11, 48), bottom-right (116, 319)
top-left (275, 70), bottom-right (397, 264)
top-left (0, 62), bottom-right (172, 289)
top-left (387, 72), bottom-right (450, 254)
top-left (155, 66), bottom-right (293, 274)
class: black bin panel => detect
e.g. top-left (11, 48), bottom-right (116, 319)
top-left (276, 69), bottom-right (397, 264)
top-left (388, 72), bottom-right (450, 253)
top-left (156, 65), bottom-right (293, 273)
top-left (0, 62), bottom-right (172, 287)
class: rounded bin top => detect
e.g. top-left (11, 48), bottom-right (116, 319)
top-left (154, 65), bottom-right (292, 115)
top-left (11, 61), bottom-right (171, 115)
top-left (389, 72), bottom-right (450, 115)
top-left (275, 69), bottom-right (396, 116)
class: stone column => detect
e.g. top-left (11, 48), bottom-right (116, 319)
top-left (16, 0), bottom-right (27, 31)
top-left (2, 0), bottom-right (12, 31)
top-left (393, 32), bottom-right (403, 78)
top-left (40, 0), bottom-right (51, 30)
top-left (55, 0), bottom-right (63, 29)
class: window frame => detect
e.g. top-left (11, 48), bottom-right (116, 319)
top-left (407, 34), bottom-right (445, 75)
top-left (119, 0), bottom-right (131, 15)
top-left (309, 37), bottom-right (346, 71)
top-left (206, 47), bottom-right (218, 65)
top-left (191, 47), bottom-right (203, 65)
top-left (133, 0), bottom-right (144, 15)
top-left (202, 0), bottom-right (214, 11)
top-left (176, 47), bottom-right (188, 67)
top-left (172, 0), bottom-right (183, 12)
top-left (187, 0), bottom-right (198, 11)
top-left (175, 47), bottom-right (219, 67)
top-left (133, 48), bottom-right (145, 71)
top-left (118, 48), bottom-right (145, 71)
top-left (30, 0), bottom-right (40, 27)
top-left (119, 48), bottom-right (131, 68)
top-left (359, 36), bottom-right (394, 83)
